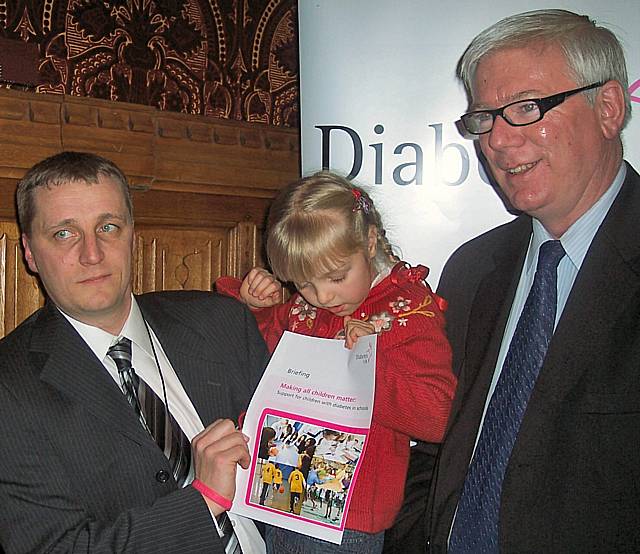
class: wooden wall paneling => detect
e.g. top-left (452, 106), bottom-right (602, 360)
top-left (152, 112), bottom-right (299, 198)
top-left (130, 189), bottom-right (271, 226)
top-left (0, 91), bottom-right (62, 179)
top-left (60, 96), bottom-right (156, 186)
top-left (0, 222), bottom-right (43, 337)
top-left (133, 226), bottom-right (225, 293)
top-left (0, 178), bottom-right (18, 221)
top-left (227, 221), bottom-right (262, 279)
top-left (131, 188), bottom-right (270, 278)
top-left (0, 88), bottom-right (300, 339)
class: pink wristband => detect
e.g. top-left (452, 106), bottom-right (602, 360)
top-left (192, 479), bottom-right (233, 511)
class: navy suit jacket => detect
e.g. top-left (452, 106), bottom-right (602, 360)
top-left (428, 162), bottom-right (640, 553)
top-left (0, 290), bottom-right (269, 553)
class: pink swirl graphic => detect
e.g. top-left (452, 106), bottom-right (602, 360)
top-left (630, 79), bottom-right (640, 103)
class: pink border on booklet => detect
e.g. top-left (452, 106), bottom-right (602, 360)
top-left (244, 407), bottom-right (370, 531)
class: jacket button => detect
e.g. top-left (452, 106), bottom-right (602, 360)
top-left (156, 470), bottom-right (170, 483)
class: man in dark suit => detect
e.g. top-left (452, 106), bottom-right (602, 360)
top-left (428, 9), bottom-right (639, 553)
top-left (0, 152), bottom-right (269, 552)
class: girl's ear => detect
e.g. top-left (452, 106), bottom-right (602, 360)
top-left (367, 225), bottom-right (378, 258)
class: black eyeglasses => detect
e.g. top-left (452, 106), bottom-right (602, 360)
top-left (461, 82), bottom-right (604, 135)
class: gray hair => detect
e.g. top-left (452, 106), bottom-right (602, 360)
top-left (457, 9), bottom-right (631, 128)
top-left (17, 151), bottom-right (133, 235)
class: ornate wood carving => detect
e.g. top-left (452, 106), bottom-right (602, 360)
top-left (0, 0), bottom-right (298, 127)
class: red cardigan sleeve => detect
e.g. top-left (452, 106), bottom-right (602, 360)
top-left (215, 275), bottom-right (291, 352)
top-left (371, 284), bottom-right (456, 443)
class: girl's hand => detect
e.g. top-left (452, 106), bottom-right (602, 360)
top-left (343, 316), bottom-right (376, 349)
top-left (240, 267), bottom-right (283, 309)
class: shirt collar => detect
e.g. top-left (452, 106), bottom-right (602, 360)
top-left (528, 162), bottom-right (626, 274)
top-left (59, 295), bottom-right (152, 361)
top-left (121, 298), bottom-right (154, 358)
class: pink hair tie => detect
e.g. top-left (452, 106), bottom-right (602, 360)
top-left (192, 479), bottom-right (233, 511)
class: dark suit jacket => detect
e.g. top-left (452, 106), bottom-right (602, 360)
top-left (428, 162), bottom-right (640, 553)
top-left (0, 290), bottom-right (269, 553)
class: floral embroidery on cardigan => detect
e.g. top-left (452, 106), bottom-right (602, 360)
top-left (369, 311), bottom-right (394, 333)
top-left (368, 294), bottom-right (436, 333)
top-left (287, 290), bottom-right (436, 334)
top-left (390, 297), bottom-right (412, 313)
top-left (290, 296), bottom-right (317, 330)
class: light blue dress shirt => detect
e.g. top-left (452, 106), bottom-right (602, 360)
top-left (484, 162), bottom-right (627, 408)
top-left (448, 162), bottom-right (628, 544)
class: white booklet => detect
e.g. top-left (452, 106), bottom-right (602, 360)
top-left (231, 331), bottom-right (377, 544)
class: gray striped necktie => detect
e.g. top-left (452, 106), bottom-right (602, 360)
top-left (217, 513), bottom-right (242, 554)
top-left (108, 337), bottom-right (242, 552)
top-left (107, 337), bottom-right (192, 487)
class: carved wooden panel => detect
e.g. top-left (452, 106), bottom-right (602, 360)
top-left (0, 222), bottom-right (43, 336)
top-left (0, 88), bottom-right (299, 340)
top-left (227, 221), bottom-right (262, 278)
top-left (133, 227), bottom-right (225, 293)
top-left (133, 221), bottom-right (264, 294)
top-left (0, 93), bottom-right (62, 180)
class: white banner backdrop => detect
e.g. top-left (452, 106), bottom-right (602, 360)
top-left (298, 0), bottom-right (640, 286)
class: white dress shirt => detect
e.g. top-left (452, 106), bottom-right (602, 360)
top-left (60, 295), bottom-right (265, 553)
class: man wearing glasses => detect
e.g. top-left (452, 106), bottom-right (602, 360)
top-left (427, 9), bottom-right (638, 553)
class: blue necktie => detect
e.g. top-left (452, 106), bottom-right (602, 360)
top-left (449, 240), bottom-right (566, 553)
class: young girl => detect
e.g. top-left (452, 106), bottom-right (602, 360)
top-left (216, 171), bottom-right (456, 553)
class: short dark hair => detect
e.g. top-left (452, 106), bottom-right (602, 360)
top-left (16, 151), bottom-right (133, 235)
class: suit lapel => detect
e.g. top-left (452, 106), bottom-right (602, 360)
top-left (516, 164), bottom-right (640, 441)
top-left (434, 164), bottom-right (640, 546)
top-left (31, 304), bottom-right (152, 446)
top-left (137, 296), bottom-right (233, 426)
top-left (433, 219), bottom-right (527, 505)
top-left (431, 218), bottom-right (531, 542)
top-left (469, 167), bottom-right (640, 425)
top-left (502, 165), bottom-right (640, 534)
top-left (457, 217), bottom-right (532, 418)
